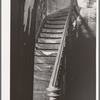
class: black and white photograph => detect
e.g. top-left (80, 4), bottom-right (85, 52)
top-left (1, 0), bottom-right (99, 100)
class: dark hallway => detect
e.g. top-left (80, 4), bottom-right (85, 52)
top-left (65, 37), bottom-right (96, 100)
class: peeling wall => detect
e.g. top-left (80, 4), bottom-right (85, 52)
top-left (23, 0), bottom-right (35, 35)
top-left (35, 0), bottom-right (47, 32)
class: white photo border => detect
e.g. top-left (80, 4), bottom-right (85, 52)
top-left (1, 0), bottom-right (99, 100)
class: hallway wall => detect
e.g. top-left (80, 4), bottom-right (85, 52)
top-left (47, 0), bottom-right (71, 14)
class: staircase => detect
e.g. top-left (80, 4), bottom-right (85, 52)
top-left (33, 8), bottom-right (69, 100)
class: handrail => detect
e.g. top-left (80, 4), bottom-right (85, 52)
top-left (46, 0), bottom-right (73, 95)
top-left (46, 1), bottom-right (96, 99)
top-left (73, 5), bottom-right (95, 37)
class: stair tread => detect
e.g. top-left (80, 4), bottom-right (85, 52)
top-left (34, 79), bottom-right (49, 91)
top-left (40, 32), bottom-right (63, 34)
top-left (38, 38), bottom-right (61, 44)
top-left (44, 24), bottom-right (65, 29)
top-left (46, 20), bottom-right (65, 25)
top-left (34, 71), bottom-right (51, 81)
top-left (33, 91), bottom-right (49, 100)
top-left (34, 56), bottom-right (56, 64)
top-left (34, 63), bottom-right (54, 69)
top-left (35, 43), bottom-right (60, 50)
top-left (33, 98), bottom-right (48, 100)
top-left (48, 18), bottom-right (66, 21)
top-left (33, 97), bottom-right (48, 100)
top-left (34, 90), bottom-right (47, 94)
top-left (34, 64), bottom-right (53, 72)
top-left (54, 13), bottom-right (68, 18)
top-left (49, 16), bottom-right (67, 20)
top-left (34, 75), bottom-right (50, 81)
top-left (34, 68), bottom-right (52, 73)
top-left (33, 90), bottom-right (48, 100)
top-left (34, 49), bottom-right (58, 56)
top-left (42, 28), bottom-right (64, 33)
top-left (34, 74), bottom-right (51, 82)
top-left (40, 33), bottom-right (62, 38)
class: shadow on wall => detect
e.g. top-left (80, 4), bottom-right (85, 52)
top-left (47, 0), bottom-right (71, 14)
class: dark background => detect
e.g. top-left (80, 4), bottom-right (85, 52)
top-left (65, 38), bottom-right (96, 100)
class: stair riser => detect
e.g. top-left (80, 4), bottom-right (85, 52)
top-left (35, 49), bottom-right (57, 56)
top-left (34, 56), bottom-right (56, 64)
top-left (38, 38), bottom-right (61, 44)
top-left (48, 18), bottom-right (66, 21)
top-left (33, 92), bottom-right (48, 100)
top-left (42, 29), bottom-right (64, 33)
top-left (34, 71), bottom-right (51, 81)
top-left (40, 33), bottom-right (62, 38)
top-left (44, 24), bottom-right (64, 29)
top-left (34, 66), bottom-right (53, 72)
top-left (51, 16), bottom-right (67, 20)
top-left (34, 80), bottom-right (49, 90)
top-left (34, 64), bottom-right (54, 69)
top-left (36, 43), bottom-right (60, 50)
top-left (33, 98), bottom-right (49, 100)
top-left (46, 21), bottom-right (65, 25)
top-left (53, 13), bottom-right (68, 18)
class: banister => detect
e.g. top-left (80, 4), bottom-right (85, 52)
top-left (46, 0), bottom-right (96, 99)
top-left (46, 0), bottom-right (74, 99)
top-left (73, 4), bottom-right (95, 37)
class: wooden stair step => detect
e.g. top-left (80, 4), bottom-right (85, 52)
top-left (34, 56), bottom-right (56, 64)
top-left (34, 63), bottom-right (54, 69)
top-left (34, 79), bottom-right (49, 91)
top-left (34, 90), bottom-right (47, 94)
top-left (42, 28), bottom-right (64, 33)
top-left (34, 64), bottom-right (53, 72)
top-left (40, 33), bottom-right (62, 38)
top-left (34, 49), bottom-right (58, 56)
top-left (46, 20), bottom-right (65, 25)
top-left (44, 24), bottom-right (64, 29)
top-left (34, 70), bottom-right (52, 80)
top-left (34, 66), bottom-right (52, 72)
top-left (54, 12), bottom-right (68, 18)
top-left (33, 97), bottom-right (48, 100)
top-left (34, 75), bottom-right (50, 81)
top-left (40, 32), bottom-right (63, 34)
top-left (33, 91), bottom-right (48, 100)
top-left (38, 38), bottom-right (61, 44)
top-left (50, 16), bottom-right (67, 20)
top-left (33, 98), bottom-right (48, 100)
top-left (35, 43), bottom-right (60, 50)
top-left (48, 18), bottom-right (66, 21)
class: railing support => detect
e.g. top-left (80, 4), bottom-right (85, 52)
top-left (46, 0), bottom-right (73, 100)
top-left (46, 0), bottom-right (83, 100)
